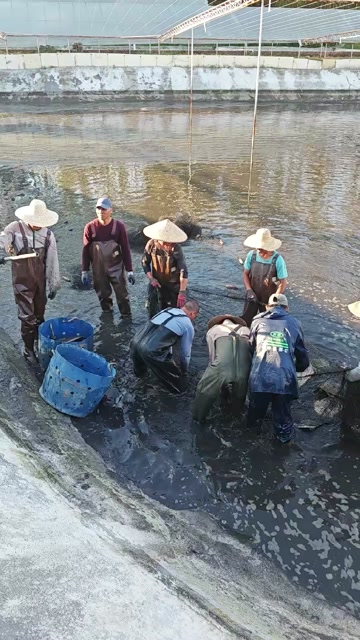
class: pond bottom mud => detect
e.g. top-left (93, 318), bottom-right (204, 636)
top-left (73, 314), bottom-right (360, 620)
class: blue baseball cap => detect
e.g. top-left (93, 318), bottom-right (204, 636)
top-left (96, 197), bottom-right (112, 210)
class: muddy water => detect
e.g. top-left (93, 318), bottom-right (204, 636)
top-left (0, 102), bottom-right (360, 619)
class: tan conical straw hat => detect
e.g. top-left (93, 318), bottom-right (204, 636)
top-left (348, 301), bottom-right (360, 318)
top-left (143, 219), bottom-right (187, 243)
top-left (15, 199), bottom-right (59, 227)
top-left (244, 228), bottom-right (282, 251)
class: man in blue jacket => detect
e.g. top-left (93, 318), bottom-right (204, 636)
top-left (247, 293), bottom-right (309, 444)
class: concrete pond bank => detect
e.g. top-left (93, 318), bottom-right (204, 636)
top-left (0, 328), bottom-right (359, 639)
top-left (0, 53), bottom-right (360, 100)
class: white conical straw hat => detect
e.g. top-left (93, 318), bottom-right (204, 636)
top-left (143, 219), bottom-right (187, 243)
top-left (244, 227), bottom-right (282, 251)
top-left (15, 199), bottom-right (59, 227)
top-left (348, 301), bottom-right (360, 318)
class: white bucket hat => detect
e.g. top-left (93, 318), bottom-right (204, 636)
top-left (348, 301), bottom-right (360, 318)
top-left (15, 199), bottom-right (59, 227)
top-left (244, 227), bottom-right (282, 251)
top-left (143, 219), bottom-right (187, 243)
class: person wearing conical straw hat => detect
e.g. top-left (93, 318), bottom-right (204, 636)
top-left (241, 228), bottom-right (288, 327)
top-left (142, 218), bottom-right (189, 318)
top-left (0, 199), bottom-right (60, 364)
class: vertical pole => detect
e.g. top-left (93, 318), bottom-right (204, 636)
top-left (158, 39), bottom-right (160, 55)
top-left (190, 28), bottom-right (194, 99)
top-left (188, 28), bottom-right (194, 185)
top-left (247, 0), bottom-right (265, 207)
top-left (325, 42), bottom-right (327, 58)
top-left (351, 43), bottom-right (354, 59)
top-left (67, 37), bottom-right (70, 53)
top-left (5, 37), bottom-right (8, 55)
top-left (37, 36), bottom-right (40, 55)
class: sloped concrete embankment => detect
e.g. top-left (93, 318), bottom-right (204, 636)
top-left (0, 53), bottom-right (359, 100)
top-left (0, 328), bottom-right (359, 640)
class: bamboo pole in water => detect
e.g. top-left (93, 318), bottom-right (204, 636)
top-left (247, 0), bottom-right (265, 208)
top-left (188, 28), bottom-right (194, 184)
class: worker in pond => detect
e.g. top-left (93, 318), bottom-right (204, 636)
top-left (130, 300), bottom-right (199, 394)
top-left (81, 197), bottom-right (135, 318)
top-left (141, 218), bottom-right (189, 318)
top-left (0, 199), bottom-right (60, 365)
top-left (247, 293), bottom-right (309, 445)
top-left (193, 315), bottom-right (252, 422)
top-left (242, 228), bottom-right (288, 327)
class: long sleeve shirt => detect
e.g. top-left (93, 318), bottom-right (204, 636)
top-left (82, 218), bottom-right (133, 272)
top-left (0, 221), bottom-right (61, 293)
top-left (151, 308), bottom-right (194, 372)
top-left (206, 321), bottom-right (250, 363)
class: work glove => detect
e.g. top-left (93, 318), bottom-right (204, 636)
top-left (127, 271), bottom-right (135, 285)
top-left (0, 249), bottom-right (6, 265)
top-left (81, 271), bottom-right (90, 287)
top-left (177, 292), bottom-right (186, 308)
top-left (48, 290), bottom-right (57, 300)
top-left (245, 288), bottom-right (257, 302)
top-left (150, 277), bottom-right (161, 288)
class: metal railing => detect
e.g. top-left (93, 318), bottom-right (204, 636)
top-left (0, 33), bottom-right (359, 57)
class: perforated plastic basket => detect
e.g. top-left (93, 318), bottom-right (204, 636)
top-left (39, 344), bottom-right (115, 417)
top-left (38, 317), bottom-right (94, 371)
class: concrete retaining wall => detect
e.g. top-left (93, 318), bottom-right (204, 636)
top-left (0, 53), bottom-right (359, 98)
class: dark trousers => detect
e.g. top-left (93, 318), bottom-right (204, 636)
top-left (247, 392), bottom-right (295, 443)
top-left (241, 299), bottom-right (266, 328)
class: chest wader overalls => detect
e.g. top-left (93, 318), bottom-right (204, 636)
top-left (242, 251), bottom-right (279, 327)
top-left (89, 220), bottom-right (131, 317)
top-left (193, 327), bottom-right (252, 422)
top-left (11, 223), bottom-right (51, 353)
top-left (130, 310), bottom-right (187, 394)
top-left (147, 245), bottom-right (181, 318)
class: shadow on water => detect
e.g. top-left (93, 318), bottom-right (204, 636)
top-left (0, 104), bottom-right (360, 618)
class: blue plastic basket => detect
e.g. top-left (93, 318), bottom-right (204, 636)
top-left (39, 344), bottom-right (116, 418)
top-left (38, 317), bottom-right (94, 371)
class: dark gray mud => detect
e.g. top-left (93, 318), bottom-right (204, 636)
top-left (0, 101), bottom-right (359, 619)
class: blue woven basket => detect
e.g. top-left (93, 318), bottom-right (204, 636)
top-left (38, 317), bottom-right (94, 371)
top-left (39, 344), bottom-right (115, 418)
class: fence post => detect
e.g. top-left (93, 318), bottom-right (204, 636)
top-left (67, 38), bottom-right (70, 53)
top-left (37, 36), bottom-right (40, 55)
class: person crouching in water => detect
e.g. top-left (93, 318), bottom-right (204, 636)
top-left (247, 293), bottom-right (309, 445)
top-left (193, 315), bottom-right (252, 423)
top-left (141, 219), bottom-right (188, 317)
top-left (81, 197), bottom-right (135, 318)
top-left (130, 300), bottom-right (199, 394)
top-left (0, 199), bottom-right (60, 364)
top-left (242, 228), bottom-right (288, 327)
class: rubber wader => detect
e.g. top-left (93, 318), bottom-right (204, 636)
top-left (131, 310), bottom-right (187, 394)
top-left (242, 251), bottom-right (278, 327)
top-left (89, 220), bottom-right (131, 317)
top-left (12, 223), bottom-right (51, 355)
top-left (146, 243), bottom-right (180, 317)
top-left (193, 329), bottom-right (251, 422)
